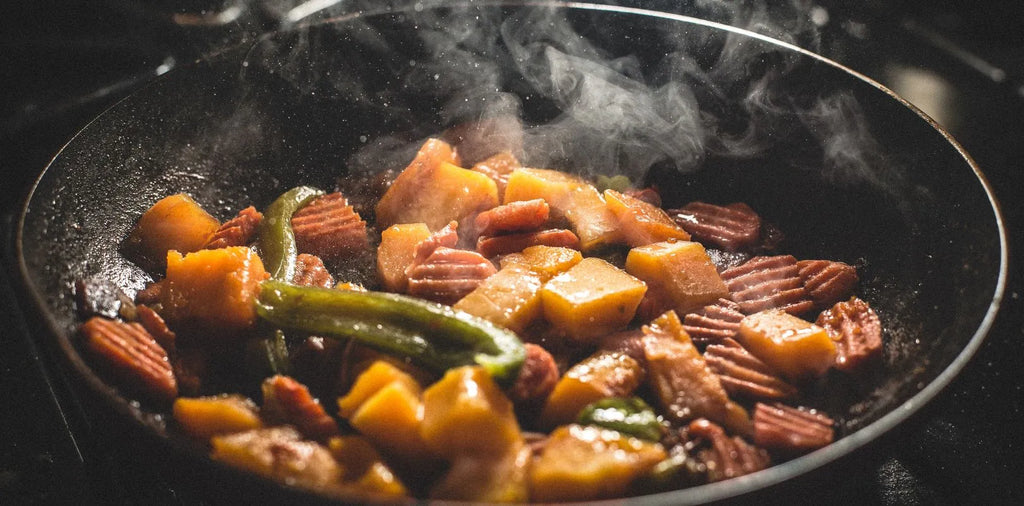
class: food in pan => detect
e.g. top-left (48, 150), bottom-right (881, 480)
top-left (75, 136), bottom-right (883, 502)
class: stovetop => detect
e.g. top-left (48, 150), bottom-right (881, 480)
top-left (2, 1), bottom-right (1022, 504)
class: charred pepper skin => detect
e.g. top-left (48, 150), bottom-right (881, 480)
top-left (255, 280), bottom-right (526, 386)
top-left (256, 186), bottom-right (324, 281)
top-left (577, 397), bottom-right (665, 441)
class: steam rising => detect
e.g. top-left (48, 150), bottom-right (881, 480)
top-left (250, 0), bottom-right (903, 192)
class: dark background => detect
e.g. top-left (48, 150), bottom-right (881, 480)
top-left (2, 1), bottom-right (1022, 504)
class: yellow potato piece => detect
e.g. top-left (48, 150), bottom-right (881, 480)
top-left (738, 309), bottom-right (837, 380)
top-left (454, 264), bottom-right (545, 333)
top-left (124, 193), bottom-right (220, 271)
top-left (376, 138), bottom-right (498, 230)
top-left (337, 360), bottom-right (421, 419)
top-left (420, 366), bottom-right (522, 459)
top-left (211, 427), bottom-right (342, 491)
top-left (529, 424), bottom-right (666, 502)
top-left (349, 381), bottom-right (434, 463)
top-left (328, 436), bottom-right (409, 497)
top-left (540, 257), bottom-right (646, 341)
top-left (161, 246), bottom-right (267, 334)
top-left (429, 442), bottom-right (532, 502)
top-left (539, 350), bottom-right (644, 428)
top-left (625, 240), bottom-right (729, 315)
top-left (504, 168), bottom-right (622, 251)
top-left (173, 394), bottom-right (262, 439)
top-left (377, 223), bottom-right (432, 292)
top-left (604, 189), bottom-right (690, 246)
top-left (499, 245), bottom-right (583, 281)
top-left (642, 311), bottom-right (749, 434)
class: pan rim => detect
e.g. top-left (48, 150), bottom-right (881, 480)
top-left (14, 2), bottom-right (1009, 504)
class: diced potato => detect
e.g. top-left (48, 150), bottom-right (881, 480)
top-left (173, 394), bottom-right (262, 439)
top-left (337, 360), bottom-right (422, 419)
top-left (211, 427), bottom-right (342, 491)
top-left (161, 246), bottom-right (268, 334)
top-left (625, 241), bottom-right (729, 315)
top-left (124, 193), bottom-right (220, 271)
top-left (642, 311), bottom-right (748, 433)
top-left (499, 245), bottom-right (583, 282)
top-left (377, 223), bottom-right (432, 292)
top-left (328, 436), bottom-right (409, 497)
top-left (604, 189), bottom-right (690, 247)
top-left (420, 366), bottom-right (522, 459)
top-left (348, 380), bottom-right (434, 463)
top-left (429, 442), bottom-right (531, 502)
top-left (504, 168), bottom-right (622, 251)
top-left (376, 139), bottom-right (498, 230)
top-left (454, 264), bottom-right (545, 333)
top-left (738, 309), bottom-right (837, 381)
top-left (529, 424), bottom-right (666, 502)
top-left (539, 350), bottom-right (644, 428)
top-left (540, 257), bottom-right (647, 341)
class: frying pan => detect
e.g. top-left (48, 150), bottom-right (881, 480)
top-left (16, 2), bottom-right (1006, 504)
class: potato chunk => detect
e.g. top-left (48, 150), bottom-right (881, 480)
top-left (376, 139), bottom-right (498, 230)
top-left (211, 426), bottom-right (342, 492)
top-left (161, 246), bottom-right (267, 334)
top-left (539, 350), bottom-right (644, 428)
top-left (348, 380), bottom-right (434, 463)
top-left (420, 366), bottom-right (522, 459)
top-left (504, 168), bottom-right (621, 251)
top-left (453, 264), bottom-right (545, 333)
top-left (377, 223), bottom-right (432, 292)
top-left (738, 309), bottom-right (837, 381)
top-left (328, 436), bottom-right (408, 497)
top-left (429, 442), bottom-right (531, 502)
top-left (541, 257), bottom-right (647, 342)
top-left (337, 360), bottom-right (421, 418)
top-left (642, 311), bottom-right (748, 434)
top-left (173, 394), bottom-right (262, 439)
top-left (499, 245), bottom-right (582, 281)
top-left (625, 241), bottom-right (729, 315)
top-left (604, 189), bottom-right (690, 246)
top-left (529, 424), bottom-right (666, 502)
top-left (125, 193), bottom-right (220, 271)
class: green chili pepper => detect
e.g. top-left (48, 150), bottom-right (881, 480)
top-left (254, 280), bottom-right (526, 385)
top-left (577, 397), bottom-right (664, 441)
top-left (636, 452), bottom-right (708, 493)
top-left (256, 186), bottom-right (324, 281)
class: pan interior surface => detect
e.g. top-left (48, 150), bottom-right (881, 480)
top-left (17, 3), bottom-right (1005, 504)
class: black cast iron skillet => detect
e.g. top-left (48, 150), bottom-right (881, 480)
top-left (16, 2), bottom-right (1007, 504)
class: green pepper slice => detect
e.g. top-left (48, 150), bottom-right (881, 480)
top-left (577, 397), bottom-right (664, 441)
top-left (256, 186), bottom-right (324, 281)
top-left (255, 280), bottom-right (526, 385)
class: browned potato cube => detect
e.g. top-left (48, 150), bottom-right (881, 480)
top-left (499, 245), bottom-right (583, 281)
top-left (625, 241), bottom-right (729, 315)
top-left (529, 424), bottom-right (666, 502)
top-left (161, 246), bottom-right (268, 335)
top-left (376, 139), bottom-right (498, 230)
top-left (540, 257), bottom-right (647, 341)
top-left (738, 309), bottom-right (837, 381)
top-left (453, 264), bottom-right (545, 333)
top-left (604, 189), bottom-right (690, 246)
top-left (539, 350), bottom-right (644, 428)
top-left (377, 223), bottom-right (432, 292)
top-left (420, 366), bottom-right (522, 459)
top-left (124, 193), bottom-right (220, 271)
